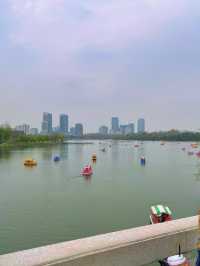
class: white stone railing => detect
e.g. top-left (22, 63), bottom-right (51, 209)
top-left (0, 216), bottom-right (198, 266)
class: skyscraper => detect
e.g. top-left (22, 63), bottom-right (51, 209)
top-left (59, 114), bottom-right (69, 134)
top-left (137, 118), bottom-right (145, 133)
top-left (127, 123), bottom-right (135, 134)
top-left (99, 126), bottom-right (108, 135)
top-left (119, 123), bottom-right (135, 135)
top-left (111, 117), bottom-right (119, 134)
top-left (41, 112), bottom-right (52, 134)
top-left (70, 127), bottom-right (75, 136)
top-left (119, 125), bottom-right (127, 135)
top-left (74, 123), bottom-right (83, 137)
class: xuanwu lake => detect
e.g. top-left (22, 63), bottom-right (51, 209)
top-left (0, 140), bottom-right (200, 255)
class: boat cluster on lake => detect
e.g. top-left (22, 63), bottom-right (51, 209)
top-left (22, 140), bottom-right (199, 265)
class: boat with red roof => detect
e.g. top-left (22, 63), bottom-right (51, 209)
top-left (81, 165), bottom-right (93, 176)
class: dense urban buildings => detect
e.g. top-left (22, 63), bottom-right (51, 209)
top-left (15, 124), bottom-right (30, 135)
top-left (137, 118), bottom-right (145, 133)
top-left (41, 112), bottom-right (53, 134)
top-left (59, 114), bottom-right (69, 135)
top-left (12, 113), bottom-right (145, 136)
top-left (99, 126), bottom-right (108, 135)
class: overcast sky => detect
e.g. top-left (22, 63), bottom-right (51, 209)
top-left (1, 0), bottom-right (200, 132)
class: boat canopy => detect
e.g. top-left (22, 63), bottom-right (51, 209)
top-left (151, 205), bottom-right (172, 217)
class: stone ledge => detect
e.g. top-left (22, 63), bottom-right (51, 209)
top-left (0, 216), bottom-right (198, 266)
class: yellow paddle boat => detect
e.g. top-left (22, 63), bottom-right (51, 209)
top-left (92, 154), bottom-right (97, 162)
top-left (24, 159), bottom-right (37, 166)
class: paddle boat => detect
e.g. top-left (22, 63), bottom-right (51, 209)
top-left (140, 156), bottom-right (146, 165)
top-left (81, 165), bottom-right (93, 177)
top-left (150, 205), bottom-right (172, 224)
top-left (92, 154), bottom-right (97, 162)
top-left (134, 144), bottom-right (139, 148)
top-left (150, 206), bottom-right (189, 266)
top-left (191, 143), bottom-right (198, 149)
top-left (53, 155), bottom-right (60, 162)
top-left (24, 158), bottom-right (37, 167)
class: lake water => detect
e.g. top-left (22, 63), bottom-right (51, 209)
top-left (0, 140), bottom-right (200, 255)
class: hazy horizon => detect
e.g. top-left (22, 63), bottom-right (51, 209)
top-left (1, 0), bottom-right (200, 132)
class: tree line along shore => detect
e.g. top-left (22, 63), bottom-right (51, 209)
top-left (1, 127), bottom-right (200, 148)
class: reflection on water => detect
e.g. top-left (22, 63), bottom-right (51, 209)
top-left (0, 149), bottom-right (12, 160)
top-left (59, 144), bottom-right (69, 160)
top-left (194, 161), bottom-right (200, 181)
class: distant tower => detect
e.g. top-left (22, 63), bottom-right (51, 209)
top-left (59, 114), bottom-right (69, 134)
top-left (74, 123), bottom-right (83, 137)
top-left (111, 117), bottom-right (119, 134)
top-left (137, 118), bottom-right (145, 133)
top-left (41, 112), bottom-right (52, 134)
top-left (99, 126), bottom-right (108, 135)
top-left (127, 123), bottom-right (135, 134)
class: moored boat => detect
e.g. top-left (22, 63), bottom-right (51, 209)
top-left (81, 165), bottom-right (93, 176)
top-left (150, 205), bottom-right (172, 224)
top-left (24, 158), bottom-right (37, 166)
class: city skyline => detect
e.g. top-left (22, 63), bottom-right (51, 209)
top-left (13, 113), bottom-right (145, 135)
top-left (1, 1), bottom-right (200, 131)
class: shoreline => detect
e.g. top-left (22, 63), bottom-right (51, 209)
top-left (0, 139), bottom-right (199, 150)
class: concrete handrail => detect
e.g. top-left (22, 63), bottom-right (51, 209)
top-left (0, 216), bottom-right (198, 266)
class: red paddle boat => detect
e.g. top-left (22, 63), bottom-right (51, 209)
top-left (81, 165), bottom-right (93, 176)
top-left (150, 205), bottom-right (172, 224)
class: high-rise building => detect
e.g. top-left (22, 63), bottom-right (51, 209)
top-left (137, 118), bottom-right (145, 133)
top-left (119, 125), bottom-right (127, 135)
top-left (74, 123), bottom-right (83, 137)
top-left (41, 112), bottom-right (52, 134)
top-left (111, 117), bottom-right (119, 134)
top-left (127, 123), bottom-right (135, 134)
top-left (15, 124), bottom-right (30, 135)
top-left (30, 128), bottom-right (38, 135)
top-left (99, 126), bottom-right (108, 135)
top-left (119, 123), bottom-right (135, 135)
top-left (70, 127), bottom-right (75, 136)
top-left (59, 114), bottom-right (69, 134)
